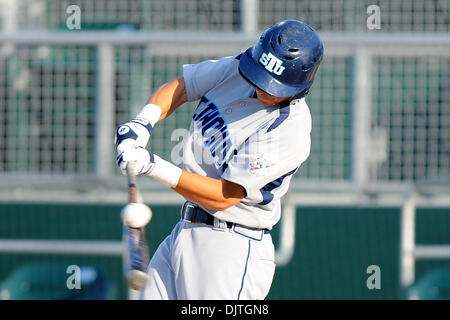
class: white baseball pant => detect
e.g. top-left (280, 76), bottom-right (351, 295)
top-left (140, 219), bottom-right (275, 300)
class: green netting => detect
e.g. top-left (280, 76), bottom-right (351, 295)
top-left (1, 45), bottom-right (448, 184)
top-left (373, 56), bottom-right (450, 181)
top-left (34, 0), bottom-right (450, 32)
top-left (0, 45), bottom-right (96, 174)
top-left (300, 56), bottom-right (353, 180)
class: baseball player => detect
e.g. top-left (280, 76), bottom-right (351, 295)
top-left (115, 19), bottom-right (323, 300)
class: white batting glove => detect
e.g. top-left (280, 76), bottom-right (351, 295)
top-left (115, 104), bottom-right (163, 172)
top-left (116, 147), bottom-right (156, 176)
top-left (115, 120), bottom-right (152, 156)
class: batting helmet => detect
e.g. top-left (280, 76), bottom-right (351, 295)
top-left (239, 20), bottom-right (324, 99)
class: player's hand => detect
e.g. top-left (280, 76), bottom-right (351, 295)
top-left (115, 120), bottom-right (152, 156)
top-left (116, 147), bottom-right (155, 176)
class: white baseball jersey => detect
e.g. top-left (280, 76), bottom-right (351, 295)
top-left (141, 53), bottom-right (312, 300)
top-left (181, 54), bottom-right (312, 229)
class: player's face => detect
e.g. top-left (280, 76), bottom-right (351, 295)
top-left (256, 90), bottom-right (290, 107)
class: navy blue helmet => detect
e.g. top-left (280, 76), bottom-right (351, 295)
top-left (239, 20), bottom-right (324, 99)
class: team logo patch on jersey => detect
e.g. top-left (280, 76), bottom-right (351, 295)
top-left (193, 97), bottom-right (236, 173)
top-left (249, 157), bottom-right (271, 175)
top-left (259, 52), bottom-right (285, 75)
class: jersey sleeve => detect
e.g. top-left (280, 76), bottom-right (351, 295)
top-left (182, 55), bottom-right (237, 102)
top-left (221, 108), bottom-right (311, 203)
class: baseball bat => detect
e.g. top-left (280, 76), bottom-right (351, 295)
top-left (122, 161), bottom-right (151, 291)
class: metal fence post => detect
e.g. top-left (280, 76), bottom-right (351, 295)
top-left (1, 0), bottom-right (18, 31)
top-left (275, 196), bottom-right (296, 266)
top-left (241, 0), bottom-right (259, 35)
top-left (400, 188), bottom-right (417, 299)
top-left (95, 43), bottom-right (115, 177)
top-left (352, 46), bottom-right (372, 188)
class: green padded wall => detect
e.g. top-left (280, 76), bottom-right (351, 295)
top-left (0, 203), bottom-right (449, 299)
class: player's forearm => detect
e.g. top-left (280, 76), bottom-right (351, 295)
top-left (172, 170), bottom-right (245, 211)
top-left (146, 77), bottom-right (187, 121)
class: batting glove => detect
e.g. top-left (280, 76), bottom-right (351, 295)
top-left (116, 146), bottom-right (155, 176)
top-left (115, 119), bottom-right (153, 155)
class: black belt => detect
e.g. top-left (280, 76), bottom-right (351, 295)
top-left (181, 201), bottom-right (269, 233)
top-left (181, 202), bottom-right (233, 228)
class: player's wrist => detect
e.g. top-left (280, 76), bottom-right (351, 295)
top-left (146, 154), bottom-right (182, 188)
top-left (132, 104), bottom-right (162, 133)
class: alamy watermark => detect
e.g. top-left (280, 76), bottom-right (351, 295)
top-left (169, 126), bottom-right (282, 176)
top-left (367, 5), bottom-right (381, 30)
top-left (66, 5), bottom-right (81, 30)
top-left (366, 265), bottom-right (381, 290)
top-left (66, 264), bottom-right (81, 290)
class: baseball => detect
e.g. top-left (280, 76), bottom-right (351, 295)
top-left (121, 203), bottom-right (152, 228)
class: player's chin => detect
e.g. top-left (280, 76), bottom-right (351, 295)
top-left (256, 91), bottom-right (288, 107)
top-left (257, 97), bottom-right (278, 107)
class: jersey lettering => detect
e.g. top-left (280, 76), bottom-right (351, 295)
top-left (193, 97), bottom-right (236, 173)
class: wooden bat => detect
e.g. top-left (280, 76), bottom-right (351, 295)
top-left (122, 161), bottom-right (151, 291)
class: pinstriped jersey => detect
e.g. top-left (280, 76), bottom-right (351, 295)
top-left (180, 54), bottom-right (311, 229)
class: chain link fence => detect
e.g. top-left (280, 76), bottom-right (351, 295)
top-left (0, 0), bottom-right (449, 194)
top-left (3, 0), bottom-right (449, 32)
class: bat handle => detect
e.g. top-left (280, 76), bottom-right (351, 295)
top-left (126, 161), bottom-right (137, 204)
